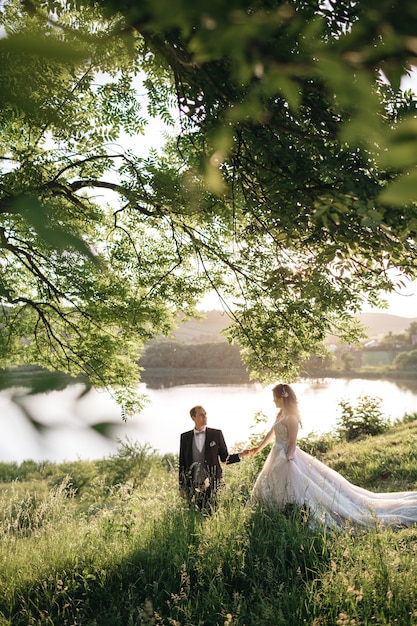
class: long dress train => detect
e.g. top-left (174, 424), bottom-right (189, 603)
top-left (250, 419), bottom-right (417, 529)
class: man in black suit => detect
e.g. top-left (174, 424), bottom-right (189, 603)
top-left (179, 405), bottom-right (245, 510)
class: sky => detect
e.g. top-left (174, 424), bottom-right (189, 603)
top-left (360, 280), bottom-right (417, 318)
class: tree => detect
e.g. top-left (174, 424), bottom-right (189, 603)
top-left (406, 322), bottom-right (417, 345)
top-left (109, 0), bottom-right (417, 381)
top-left (380, 331), bottom-right (408, 350)
top-left (0, 0), bottom-right (218, 411)
top-left (340, 351), bottom-right (355, 372)
top-left (1, 0), bottom-right (417, 403)
top-left (392, 349), bottom-right (417, 371)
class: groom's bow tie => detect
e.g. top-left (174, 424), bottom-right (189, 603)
top-left (194, 430), bottom-right (205, 435)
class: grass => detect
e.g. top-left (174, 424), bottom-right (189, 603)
top-left (1, 421), bottom-right (417, 624)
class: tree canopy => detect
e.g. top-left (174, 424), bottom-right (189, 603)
top-left (1, 0), bottom-right (417, 404)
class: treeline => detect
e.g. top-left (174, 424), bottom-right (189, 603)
top-left (305, 320), bottom-right (417, 377)
top-left (138, 341), bottom-right (251, 387)
top-left (139, 341), bottom-right (244, 369)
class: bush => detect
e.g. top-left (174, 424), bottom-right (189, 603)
top-left (392, 349), bottom-right (417, 370)
top-left (98, 438), bottom-right (157, 492)
top-left (49, 460), bottom-right (99, 496)
top-left (0, 460), bottom-right (56, 483)
top-left (0, 462), bottom-right (19, 482)
top-left (336, 395), bottom-right (389, 442)
top-left (298, 431), bottom-right (338, 456)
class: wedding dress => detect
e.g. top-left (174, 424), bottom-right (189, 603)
top-left (251, 418), bottom-right (417, 529)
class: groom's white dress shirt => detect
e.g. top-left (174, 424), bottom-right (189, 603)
top-left (193, 428), bottom-right (206, 452)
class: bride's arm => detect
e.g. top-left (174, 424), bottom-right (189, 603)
top-left (285, 414), bottom-right (299, 461)
top-left (244, 426), bottom-right (275, 457)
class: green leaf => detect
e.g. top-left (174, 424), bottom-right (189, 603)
top-left (2, 32), bottom-right (89, 63)
top-left (379, 171), bottom-right (417, 205)
top-left (13, 196), bottom-right (98, 262)
top-left (90, 422), bottom-right (116, 438)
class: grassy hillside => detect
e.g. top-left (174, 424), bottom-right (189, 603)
top-left (2, 419), bottom-right (417, 624)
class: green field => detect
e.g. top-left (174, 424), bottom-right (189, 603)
top-left (1, 417), bottom-right (417, 624)
top-left (361, 351), bottom-right (392, 367)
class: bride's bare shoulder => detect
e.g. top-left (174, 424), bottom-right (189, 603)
top-left (280, 413), bottom-right (299, 425)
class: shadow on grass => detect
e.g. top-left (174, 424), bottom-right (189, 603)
top-left (236, 503), bottom-right (329, 625)
top-left (4, 503), bottom-right (330, 626)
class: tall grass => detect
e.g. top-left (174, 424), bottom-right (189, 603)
top-left (1, 420), bottom-right (417, 624)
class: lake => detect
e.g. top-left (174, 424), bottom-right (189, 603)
top-left (1, 377), bottom-right (417, 463)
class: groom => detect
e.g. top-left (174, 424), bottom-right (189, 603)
top-left (179, 405), bottom-right (243, 510)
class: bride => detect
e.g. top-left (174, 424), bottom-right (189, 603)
top-left (245, 383), bottom-right (417, 529)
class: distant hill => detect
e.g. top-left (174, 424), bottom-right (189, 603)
top-left (169, 310), bottom-right (417, 344)
top-left (168, 310), bottom-right (230, 343)
top-left (358, 312), bottom-right (417, 338)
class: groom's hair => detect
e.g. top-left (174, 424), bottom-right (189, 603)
top-left (190, 405), bottom-right (202, 418)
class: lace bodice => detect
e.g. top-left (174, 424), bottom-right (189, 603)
top-left (273, 420), bottom-right (288, 448)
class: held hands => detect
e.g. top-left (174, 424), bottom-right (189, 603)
top-left (240, 448), bottom-right (257, 459)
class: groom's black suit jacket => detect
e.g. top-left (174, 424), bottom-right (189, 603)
top-left (179, 427), bottom-right (240, 497)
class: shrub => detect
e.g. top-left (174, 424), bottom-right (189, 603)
top-left (0, 460), bottom-right (56, 483)
top-left (392, 349), bottom-right (417, 370)
top-left (298, 431), bottom-right (338, 456)
top-left (0, 462), bottom-right (19, 482)
top-left (49, 460), bottom-right (99, 496)
top-left (98, 438), bottom-right (157, 492)
top-left (336, 395), bottom-right (389, 442)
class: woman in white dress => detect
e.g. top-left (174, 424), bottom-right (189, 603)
top-left (246, 383), bottom-right (417, 529)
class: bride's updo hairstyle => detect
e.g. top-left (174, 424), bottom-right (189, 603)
top-left (273, 383), bottom-right (302, 426)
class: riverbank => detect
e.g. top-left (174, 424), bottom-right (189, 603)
top-left (140, 365), bottom-right (417, 389)
top-left (301, 367), bottom-right (417, 383)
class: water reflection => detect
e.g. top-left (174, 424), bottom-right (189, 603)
top-left (302, 375), bottom-right (417, 393)
top-left (141, 371), bottom-right (250, 389)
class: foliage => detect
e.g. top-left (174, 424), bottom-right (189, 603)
top-left (400, 411), bottom-right (417, 424)
top-left (140, 340), bottom-right (246, 370)
top-left (97, 438), bottom-right (157, 491)
top-left (0, 459), bottom-right (54, 483)
top-left (0, 0), bottom-right (213, 410)
top-left (392, 349), bottom-right (417, 370)
top-left (340, 351), bottom-right (356, 372)
top-left (298, 430), bottom-right (339, 456)
top-left (47, 440), bottom-right (158, 496)
top-left (336, 394), bottom-right (390, 441)
top-left (96, 0), bottom-right (417, 382)
top-left (1, 0), bottom-right (417, 401)
top-left (49, 459), bottom-right (102, 497)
